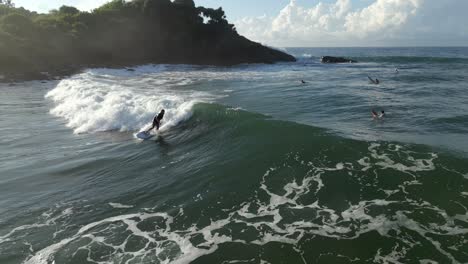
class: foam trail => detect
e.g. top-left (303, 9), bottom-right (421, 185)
top-left (45, 70), bottom-right (212, 134)
top-left (109, 203), bottom-right (133, 209)
top-left (9, 143), bottom-right (468, 264)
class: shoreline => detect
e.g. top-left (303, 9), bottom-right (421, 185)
top-left (1, 56), bottom-right (297, 84)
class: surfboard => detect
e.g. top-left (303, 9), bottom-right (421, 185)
top-left (135, 131), bottom-right (155, 140)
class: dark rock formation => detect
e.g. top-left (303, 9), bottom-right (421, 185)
top-left (321, 56), bottom-right (357, 63)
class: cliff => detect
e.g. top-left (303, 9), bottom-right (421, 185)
top-left (0, 0), bottom-right (296, 82)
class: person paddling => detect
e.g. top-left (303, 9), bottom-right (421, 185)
top-left (146, 109), bottom-right (165, 132)
top-left (372, 109), bottom-right (385, 119)
top-left (368, 76), bottom-right (380, 84)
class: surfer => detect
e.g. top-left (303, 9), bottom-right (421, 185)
top-left (146, 109), bottom-right (165, 132)
top-left (372, 110), bottom-right (385, 119)
top-left (368, 76), bottom-right (380, 84)
top-left (301, 80), bottom-right (306, 84)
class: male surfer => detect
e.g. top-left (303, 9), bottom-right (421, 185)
top-left (372, 110), bottom-right (385, 119)
top-left (146, 109), bottom-right (165, 132)
top-left (301, 80), bottom-right (306, 84)
top-left (368, 76), bottom-right (380, 84)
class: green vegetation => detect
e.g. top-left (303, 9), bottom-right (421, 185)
top-left (0, 0), bottom-right (295, 81)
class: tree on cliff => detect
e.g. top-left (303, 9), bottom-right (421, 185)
top-left (0, 0), bottom-right (14, 8)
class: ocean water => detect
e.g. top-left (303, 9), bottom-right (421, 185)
top-left (1, 47), bottom-right (468, 264)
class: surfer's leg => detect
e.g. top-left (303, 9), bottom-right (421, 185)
top-left (146, 124), bottom-right (155, 132)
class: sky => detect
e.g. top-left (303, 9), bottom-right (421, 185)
top-left (11, 0), bottom-right (468, 47)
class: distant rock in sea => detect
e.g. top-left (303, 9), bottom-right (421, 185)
top-left (321, 56), bottom-right (357, 63)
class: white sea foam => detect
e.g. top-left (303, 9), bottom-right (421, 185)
top-left (0, 206), bottom-right (73, 244)
top-left (45, 69), bottom-right (214, 134)
top-left (419, 260), bottom-right (438, 264)
top-left (358, 143), bottom-right (438, 173)
top-left (109, 203), bottom-right (134, 209)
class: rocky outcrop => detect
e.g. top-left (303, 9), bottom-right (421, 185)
top-left (321, 56), bottom-right (357, 63)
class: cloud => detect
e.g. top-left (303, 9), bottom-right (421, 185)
top-left (235, 0), bottom-right (468, 47)
top-left (344, 0), bottom-right (421, 38)
top-left (73, 0), bottom-right (110, 11)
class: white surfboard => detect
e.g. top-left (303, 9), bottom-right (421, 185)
top-left (135, 131), bottom-right (155, 140)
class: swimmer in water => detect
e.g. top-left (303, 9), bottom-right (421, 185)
top-left (368, 76), bottom-right (380, 84)
top-left (372, 109), bottom-right (385, 119)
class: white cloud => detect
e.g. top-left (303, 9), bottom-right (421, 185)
top-left (344, 0), bottom-right (421, 38)
top-left (235, 0), bottom-right (468, 47)
top-left (74, 0), bottom-right (110, 11)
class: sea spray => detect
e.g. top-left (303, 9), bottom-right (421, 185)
top-left (45, 69), bottom-right (213, 134)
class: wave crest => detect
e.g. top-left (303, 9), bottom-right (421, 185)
top-left (45, 71), bottom-right (211, 134)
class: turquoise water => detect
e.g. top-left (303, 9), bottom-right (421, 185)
top-left (1, 47), bottom-right (468, 263)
